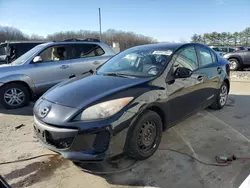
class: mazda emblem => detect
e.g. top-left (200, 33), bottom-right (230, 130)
top-left (39, 107), bottom-right (50, 118)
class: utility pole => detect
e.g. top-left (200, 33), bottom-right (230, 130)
top-left (99, 8), bottom-right (102, 41)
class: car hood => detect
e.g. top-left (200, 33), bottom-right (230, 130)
top-left (43, 74), bottom-right (152, 109)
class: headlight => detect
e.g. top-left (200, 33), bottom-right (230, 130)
top-left (74, 97), bottom-right (134, 121)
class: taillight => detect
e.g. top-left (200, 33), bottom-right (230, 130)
top-left (226, 64), bottom-right (230, 76)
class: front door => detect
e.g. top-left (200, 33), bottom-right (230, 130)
top-left (26, 45), bottom-right (72, 94)
top-left (165, 45), bottom-right (204, 125)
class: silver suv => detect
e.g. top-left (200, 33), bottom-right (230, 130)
top-left (0, 38), bottom-right (115, 109)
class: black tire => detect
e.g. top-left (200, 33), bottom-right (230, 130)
top-left (125, 110), bottom-right (163, 160)
top-left (0, 83), bottom-right (30, 109)
top-left (228, 58), bottom-right (241, 71)
top-left (210, 81), bottom-right (228, 110)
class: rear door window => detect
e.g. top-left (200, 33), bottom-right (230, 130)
top-left (68, 44), bottom-right (105, 60)
top-left (197, 46), bottom-right (213, 67)
top-left (210, 50), bottom-right (217, 63)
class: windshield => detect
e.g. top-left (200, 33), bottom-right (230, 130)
top-left (11, 44), bottom-right (46, 65)
top-left (0, 46), bottom-right (6, 56)
top-left (97, 47), bottom-right (172, 77)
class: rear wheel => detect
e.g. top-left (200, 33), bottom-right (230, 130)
top-left (210, 81), bottom-right (228, 110)
top-left (125, 110), bottom-right (162, 160)
top-left (228, 58), bottom-right (240, 71)
top-left (0, 83), bottom-right (30, 109)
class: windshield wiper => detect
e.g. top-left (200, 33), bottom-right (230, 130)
top-left (103, 72), bottom-right (136, 78)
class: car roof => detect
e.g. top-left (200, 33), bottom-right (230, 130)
top-left (129, 42), bottom-right (208, 52)
top-left (2, 41), bottom-right (45, 44)
top-left (50, 41), bottom-right (104, 45)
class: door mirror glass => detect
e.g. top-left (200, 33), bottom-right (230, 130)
top-left (33, 56), bottom-right (42, 63)
top-left (174, 67), bottom-right (192, 78)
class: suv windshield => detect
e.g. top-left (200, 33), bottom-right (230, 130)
top-left (11, 44), bottom-right (46, 65)
top-left (97, 47), bottom-right (172, 77)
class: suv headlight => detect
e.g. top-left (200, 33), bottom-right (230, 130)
top-left (74, 97), bottom-right (134, 121)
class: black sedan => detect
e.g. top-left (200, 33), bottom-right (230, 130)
top-left (33, 43), bottom-right (230, 161)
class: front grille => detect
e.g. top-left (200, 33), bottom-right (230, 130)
top-left (45, 131), bottom-right (74, 149)
top-left (34, 126), bottom-right (74, 149)
top-left (92, 130), bottom-right (110, 153)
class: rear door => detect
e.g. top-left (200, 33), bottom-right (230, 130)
top-left (195, 45), bottom-right (221, 106)
top-left (26, 45), bottom-right (73, 94)
top-left (242, 51), bottom-right (250, 64)
top-left (68, 43), bottom-right (110, 76)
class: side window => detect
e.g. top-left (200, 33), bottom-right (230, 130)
top-left (38, 45), bottom-right (68, 63)
top-left (229, 48), bottom-right (235, 52)
top-left (210, 50), bottom-right (217, 63)
top-left (173, 46), bottom-right (198, 71)
top-left (68, 44), bottom-right (105, 60)
top-left (197, 47), bottom-right (213, 67)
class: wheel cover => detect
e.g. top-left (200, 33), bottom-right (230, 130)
top-left (229, 60), bottom-right (237, 70)
top-left (137, 120), bottom-right (157, 153)
top-left (219, 85), bottom-right (228, 106)
top-left (4, 88), bottom-right (25, 106)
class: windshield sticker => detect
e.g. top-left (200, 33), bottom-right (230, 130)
top-left (152, 50), bottom-right (172, 56)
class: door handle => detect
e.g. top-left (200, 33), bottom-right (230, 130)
top-left (217, 67), bottom-right (222, 74)
top-left (197, 76), bottom-right (203, 82)
top-left (60, 65), bottom-right (69, 69)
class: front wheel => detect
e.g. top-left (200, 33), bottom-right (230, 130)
top-left (125, 110), bottom-right (163, 160)
top-left (210, 81), bottom-right (228, 110)
top-left (0, 83), bottom-right (30, 109)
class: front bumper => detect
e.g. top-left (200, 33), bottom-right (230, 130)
top-left (34, 116), bottom-right (112, 161)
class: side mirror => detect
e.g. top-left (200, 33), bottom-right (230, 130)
top-left (33, 56), bottom-right (42, 63)
top-left (174, 67), bottom-right (192, 78)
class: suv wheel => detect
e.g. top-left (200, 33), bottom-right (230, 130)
top-left (228, 58), bottom-right (240, 71)
top-left (125, 110), bottom-right (162, 160)
top-left (0, 83), bottom-right (30, 109)
top-left (210, 81), bottom-right (228, 110)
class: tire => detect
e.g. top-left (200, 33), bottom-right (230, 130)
top-left (125, 110), bottom-right (163, 160)
top-left (228, 58), bottom-right (241, 71)
top-left (0, 83), bottom-right (30, 109)
top-left (210, 81), bottom-right (228, 110)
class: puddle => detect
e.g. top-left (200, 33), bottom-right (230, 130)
top-left (4, 155), bottom-right (68, 188)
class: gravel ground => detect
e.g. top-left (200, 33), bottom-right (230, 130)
top-left (1, 81), bottom-right (250, 188)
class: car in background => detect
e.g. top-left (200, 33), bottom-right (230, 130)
top-left (0, 38), bottom-right (115, 109)
top-left (0, 41), bottom-right (44, 64)
top-left (223, 47), bottom-right (250, 70)
top-left (209, 46), bottom-right (235, 56)
top-left (33, 43), bottom-right (230, 162)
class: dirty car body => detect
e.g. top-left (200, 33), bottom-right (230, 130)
top-left (33, 43), bottom-right (230, 161)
